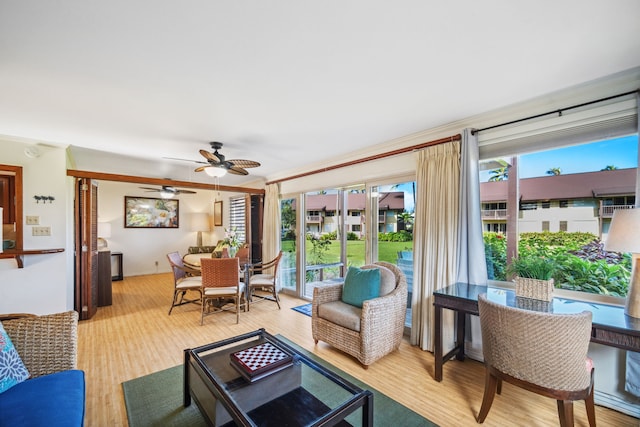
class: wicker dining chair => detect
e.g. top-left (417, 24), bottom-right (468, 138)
top-left (246, 251), bottom-right (283, 311)
top-left (476, 294), bottom-right (595, 427)
top-left (166, 251), bottom-right (202, 315)
top-left (200, 257), bottom-right (245, 324)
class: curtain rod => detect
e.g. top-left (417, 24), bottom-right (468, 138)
top-left (266, 133), bottom-right (461, 185)
top-left (472, 89), bottom-right (639, 135)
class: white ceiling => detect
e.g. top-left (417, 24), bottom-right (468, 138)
top-left (1, 1), bottom-right (639, 186)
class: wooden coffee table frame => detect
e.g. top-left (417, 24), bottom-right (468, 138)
top-left (184, 328), bottom-right (373, 426)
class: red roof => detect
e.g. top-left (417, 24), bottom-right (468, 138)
top-left (480, 168), bottom-right (636, 202)
top-left (294, 192), bottom-right (405, 211)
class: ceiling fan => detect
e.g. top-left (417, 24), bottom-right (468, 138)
top-left (139, 185), bottom-right (196, 199)
top-left (168, 142), bottom-right (261, 177)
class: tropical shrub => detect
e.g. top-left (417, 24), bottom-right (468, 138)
top-left (378, 230), bottom-right (413, 242)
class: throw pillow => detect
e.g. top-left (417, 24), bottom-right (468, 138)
top-left (0, 322), bottom-right (30, 393)
top-left (342, 266), bottom-right (381, 308)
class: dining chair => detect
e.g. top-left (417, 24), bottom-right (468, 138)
top-left (476, 293), bottom-right (595, 427)
top-left (200, 257), bottom-right (245, 324)
top-left (166, 251), bottom-right (202, 315)
top-left (246, 251), bottom-right (283, 311)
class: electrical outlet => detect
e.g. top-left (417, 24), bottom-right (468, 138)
top-left (26, 215), bottom-right (39, 225)
top-left (155, 261), bottom-right (159, 266)
top-left (32, 226), bottom-right (51, 236)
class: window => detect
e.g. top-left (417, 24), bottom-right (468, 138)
top-left (229, 196), bottom-right (246, 242)
top-left (352, 224), bottom-right (361, 232)
top-left (480, 134), bottom-right (638, 297)
top-left (350, 211), bottom-right (361, 217)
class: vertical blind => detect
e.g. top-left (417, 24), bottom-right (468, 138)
top-left (229, 196), bottom-right (246, 242)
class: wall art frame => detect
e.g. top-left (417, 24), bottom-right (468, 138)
top-left (124, 196), bottom-right (179, 228)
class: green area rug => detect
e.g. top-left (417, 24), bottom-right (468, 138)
top-left (123, 335), bottom-right (436, 427)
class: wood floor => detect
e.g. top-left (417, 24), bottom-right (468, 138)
top-left (78, 273), bottom-right (638, 426)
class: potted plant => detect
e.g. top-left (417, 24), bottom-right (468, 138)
top-left (507, 256), bottom-right (556, 301)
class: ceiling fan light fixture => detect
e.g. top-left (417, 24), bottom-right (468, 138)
top-left (204, 166), bottom-right (227, 178)
top-left (159, 190), bottom-right (175, 199)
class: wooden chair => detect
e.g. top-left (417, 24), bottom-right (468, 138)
top-left (476, 294), bottom-right (595, 427)
top-left (246, 251), bottom-right (283, 311)
top-left (200, 257), bottom-right (245, 324)
top-left (166, 251), bottom-right (202, 315)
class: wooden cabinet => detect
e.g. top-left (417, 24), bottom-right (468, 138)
top-left (98, 250), bottom-right (112, 306)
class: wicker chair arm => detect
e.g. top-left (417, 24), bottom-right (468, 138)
top-left (2, 311), bottom-right (79, 378)
top-left (361, 283), bottom-right (407, 334)
top-left (312, 283), bottom-right (343, 305)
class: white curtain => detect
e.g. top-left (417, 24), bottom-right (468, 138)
top-left (411, 140), bottom-right (460, 351)
top-left (457, 129), bottom-right (488, 285)
top-left (262, 183), bottom-right (281, 284)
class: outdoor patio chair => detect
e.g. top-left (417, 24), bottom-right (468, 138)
top-left (476, 293), bottom-right (595, 427)
top-left (166, 251), bottom-right (202, 315)
top-left (200, 257), bottom-right (246, 324)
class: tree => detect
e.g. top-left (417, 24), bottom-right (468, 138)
top-left (397, 211), bottom-right (414, 232)
top-left (489, 167), bottom-right (509, 181)
top-left (546, 167), bottom-right (562, 176)
top-left (601, 165), bottom-right (618, 171)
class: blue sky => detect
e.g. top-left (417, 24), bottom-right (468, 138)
top-left (518, 135), bottom-right (638, 178)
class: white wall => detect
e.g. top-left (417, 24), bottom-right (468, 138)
top-left (97, 181), bottom-right (234, 276)
top-left (0, 140), bottom-right (71, 314)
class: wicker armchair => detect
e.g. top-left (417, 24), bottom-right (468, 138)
top-left (312, 261), bottom-right (407, 368)
top-left (1, 311), bottom-right (79, 377)
top-left (477, 294), bottom-right (595, 427)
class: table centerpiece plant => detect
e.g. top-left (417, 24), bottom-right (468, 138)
top-left (223, 227), bottom-right (241, 258)
top-left (507, 256), bottom-right (556, 301)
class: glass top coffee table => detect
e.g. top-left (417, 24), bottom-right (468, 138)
top-left (184, 329), bottom-right (373, 426)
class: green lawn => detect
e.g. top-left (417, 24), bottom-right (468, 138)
top-left (281, 239), bottom-right (413, 266)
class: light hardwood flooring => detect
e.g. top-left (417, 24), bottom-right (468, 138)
top-left (78, 273), bottom-right (638, 426)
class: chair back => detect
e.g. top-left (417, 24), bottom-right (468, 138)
top-left (166, 251), bottom-right (187, 281)
top-left (478, 293), bottom-right (592, 392)
top-left (201, 257), bottom-right (240, 289)
top-left (253, 251), bottom-right (283, 276)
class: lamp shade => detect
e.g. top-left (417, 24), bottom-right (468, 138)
top-left (204, 166), bottom-right (227, 177)
top-left (97, 222), bottom-right (112, 238)
top-left (605, 209), bottom-right (640, 254)
top-left (190, 212), bottom-right (211, 232)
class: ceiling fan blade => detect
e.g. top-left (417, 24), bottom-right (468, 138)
top-left (139, 186), bottom-right (161, 191)
top-left (199, 150), bottom-right (221, 163)
top-left (228, 166), bottom-right (249, 175)
top-left (228, 159), bottom-right (261, 168)
top-left (163, 156), bottom-right (208, 165)
top-left (176, 189), bottom-right (197, 194)
top-left (194, 166), bottom-right (208, 172)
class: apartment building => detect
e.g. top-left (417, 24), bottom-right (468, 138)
top-left (480, 167), bottom-right (636, 238)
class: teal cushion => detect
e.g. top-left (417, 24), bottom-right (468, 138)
top-left (341, 266), bottom-right (381, 308)
top-left (0, 322), bottom-right (30, 394)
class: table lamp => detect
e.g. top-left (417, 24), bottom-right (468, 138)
top-left (605, 209), bottom-right (640, 318)
top-left (97, 222), bottom-right (112, 250)
top-left (191, 213), bottom-right (211, 247)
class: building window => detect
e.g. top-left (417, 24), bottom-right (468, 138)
top-left (352, 224), bottom-right (361, 232)
top-left (541, 201), bottom-right (551, 209)
top-left (560, 221), bottom-right (568, 232)
top-left (559, 200), bottom-right (569, 208)
top-left (350, 211), bottom-right (361, 217)
top-left (520, 202), bottom-right (537, 210)
top-left (541, 221), bottom-right (550, 231)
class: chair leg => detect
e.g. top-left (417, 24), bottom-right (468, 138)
top-left (476, 370), bottom-right (498, 424)
top-left (556, 400), bottom-right (574, 427)
top-left (272, 286), bottom-right (281, 309)
top-left (585, 378), bottom-right (596, 427)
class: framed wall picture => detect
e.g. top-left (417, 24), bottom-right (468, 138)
top-left (125, 196), bottom-right (179, 228)
top-left (213, 200), bottom-right (223, 226)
